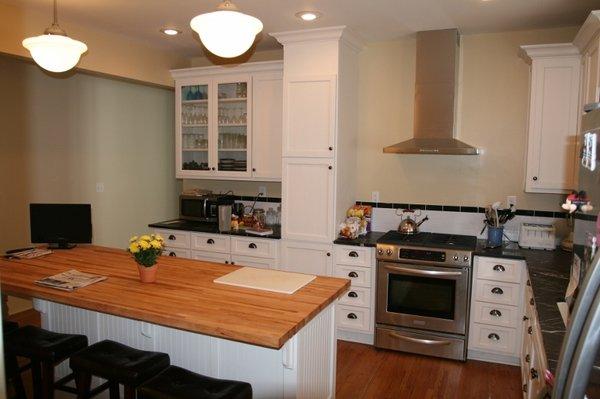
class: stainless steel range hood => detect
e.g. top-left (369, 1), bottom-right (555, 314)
top-left (384, 29), bottom-right (479, 155)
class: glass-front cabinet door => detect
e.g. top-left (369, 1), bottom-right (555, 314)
top-left (178, 81), bottom-right (212, 175)
top-left (215, 76), bottom-right (251, 177)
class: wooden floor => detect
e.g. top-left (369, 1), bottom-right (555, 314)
top-left (7, 310), bottom-right (521, 398)
top-left (336, 340), bottom-right (522, 399)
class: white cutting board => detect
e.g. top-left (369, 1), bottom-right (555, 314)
top-left (214, 267), bottom-right (316, 294)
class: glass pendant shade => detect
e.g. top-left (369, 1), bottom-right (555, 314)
top-left (190, 4), bottom-right (263, 58)
top-left (22, 34), bottom-right (87, 73)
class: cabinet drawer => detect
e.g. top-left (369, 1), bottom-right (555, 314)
top-left (162, 248), bottom-right (191, 259)
top-left (191, 233), bottom-right (230, 253)
top-left (334, 245), bottom-right (372, 268)
top-left (336, 305), bottom-right (371, 332)
top-left (475, 280), bottom-right (521, 306)
top-left (338, 286), bottom-right (371, 308)
top-left (333, 264), bottom-right (371, 288)
top-left (154, 229), bottom-right (190, 249)
top-left (191, 250), bottom-right (230, 265)
top-left (472, 301), bottom-right (519, 328)
top-left (231, 236), bottom-right (278, 259)
top-left (477, 257), bottom-right (524, 284)
top-left (469, 323), bottom-right (518, 355)
top-left (231, 255), bottom-right (277, 270)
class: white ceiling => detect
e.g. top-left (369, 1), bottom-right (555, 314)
top-left (6, 0), bottom-right (600, 58)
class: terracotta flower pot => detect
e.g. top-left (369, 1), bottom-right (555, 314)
top-left (137, 264), bottom-right (158, 283)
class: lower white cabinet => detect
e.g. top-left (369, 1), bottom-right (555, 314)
top-left (191, 250), bottom-right (231, 265)
top-left (231, 255), bottom-right (277, 270)
top-left (280, 240), bottom-right (332, 275)
top-left (162, 248), bottom-right (191, 259)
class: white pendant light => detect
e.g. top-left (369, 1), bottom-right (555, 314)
top-left (190, 0), bottom-right (263, 58)
top-left (22, 0), bottom-right (87, 73)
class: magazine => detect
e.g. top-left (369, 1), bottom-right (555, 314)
top-left (35, 270), bottom-right (107, 292)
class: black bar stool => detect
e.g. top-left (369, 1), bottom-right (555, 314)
top-left (137, 366), bottom-right (252, 399)
top-left (70, 340), bottom-right (170, 399)
top-left (5, 325), bottom-right (88, 399)
top-left (4, 321), bottom-right (26, 399)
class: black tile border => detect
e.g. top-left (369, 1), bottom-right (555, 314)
top-left (356, 200), bottom-right (568, 219)
top-left (574, 212), bottom-right (598, 221)
top-left (234, 195), bottom-right (281, 203)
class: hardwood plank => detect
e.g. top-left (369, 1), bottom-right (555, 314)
top-left (0, 245), bottom-right (349, 349)
top-left (336, 341), bottom-right (522, 399)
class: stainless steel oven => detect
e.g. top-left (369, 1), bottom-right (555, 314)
top-left (376, 261), bottom-right (469, 335)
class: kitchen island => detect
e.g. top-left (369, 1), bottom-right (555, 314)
top-left (0, 246), bottom-right (349, 398)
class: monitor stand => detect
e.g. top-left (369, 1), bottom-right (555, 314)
top-left (48, 241), bottom-right (77, 250)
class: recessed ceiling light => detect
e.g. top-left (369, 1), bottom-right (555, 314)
top-left (295, 11), bottom-right (321, 21)
top-left (160, 28), bottom-right (181, 36)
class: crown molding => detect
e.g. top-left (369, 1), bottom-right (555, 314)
top-left (270, 26), bottom-right (364, 53)
top-left (519, 43), bottom-right (580, 64)
top-left (170, 60), bottom-right (283, 79)
top-left (574, 10), bottom-right (600, 52)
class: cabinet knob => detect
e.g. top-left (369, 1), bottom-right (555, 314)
top-left (248, 243), bottom-right (257, 249)
top-left (207, 239), bottom-right (215, 244)
top-left (225, 261), bottom-right (229, 264)
top-left (328, 165), bottom-right (332, 170)
top-left (533, 176), bottom-right (538, 181)
top-left (231, 261), bottom-right (235, 265)
top-left (347, 313), bottom-right (357, 320)
top-left (349, 251), bottom-right (359, 258)
top-left (528, 326), bottom-right (533, 335)
top-left (530, 368), bottom-right (538, 379)
top-left (252, 168), bottom-right (256, 172)
top-left (329, 146), bottom-right (333, 151)
top-left (326, 252), bottom-right (331, 257)
top-left (168, 235), bottom-right (176, 240)
top-left (348, 291), bottom-right (358, 298)
top-left (169, 252), bottom-right (176, 257)
top-left (488, 333), bottom-right (500, 341)
top-left (530, 297), bottom-right (534, 306)
top-left (491, 287), bottom-right (504, 295)
top-left (522, 384), bottom-right (527, 393)
top-left (523, 315), bottom-right (529, 321)
top-left (489, 309), bottom-right (502, 317)
top-left (525, 354), bottom-right (530, 363)
top-left (348, 271), bottom-right (358, 278)
top-left (212, 167), bottom-right (216, 171)
top-left (493, 264), bottom-right (505, 272)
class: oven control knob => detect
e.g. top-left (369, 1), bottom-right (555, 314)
top-left (463, 256), bottom-right (469, 262)
top-left (453, 255), bottom-right (459, 261)
top-left (377, 249), bottom-right (384, 255)
top-left (385, 249), bottom-right (393, 256)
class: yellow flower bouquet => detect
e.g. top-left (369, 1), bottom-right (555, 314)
top-left (128, 234), bottom-right (164, 267)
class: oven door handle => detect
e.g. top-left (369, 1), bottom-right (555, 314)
top-left (384, 264), bottom-right (463, 277)
top-left (388, 331), bottom-right (452, 346)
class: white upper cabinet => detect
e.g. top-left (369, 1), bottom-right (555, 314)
top-left (171, 61), bottom-right (283, 181)
top-left (283, 75), bottom-right (337, 158)
top-left (521, 44), bottom-right (581, 193)
top-left (252, 72), bottom-right (283, 179)
top-left (574, 11), bottom-right (600, 106)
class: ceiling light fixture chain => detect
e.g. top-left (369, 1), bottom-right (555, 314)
top-left (45, 0), bottom-right (67, 36)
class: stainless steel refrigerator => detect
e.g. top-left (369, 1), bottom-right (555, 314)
top-left (553, 107), bottom-right (600, 398)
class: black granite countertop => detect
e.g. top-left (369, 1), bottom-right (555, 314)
top-left (475, 241), bottom-right (573, 372)
top-left (149, 220), bottom-right (281, 240)
top-left (333, 231), bottom-right (387, 247)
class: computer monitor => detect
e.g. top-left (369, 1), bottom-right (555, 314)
top-left (30, 204), bottom-right (92, 249)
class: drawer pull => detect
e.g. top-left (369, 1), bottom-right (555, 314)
top-left (530, 297), bottom-right (534, 306)
top-left (528, 326), bottom-right (533, 335)
top-left (347, 313), bottom-right (358, 320)
top-left (489, 309), bottom-right (502, 317)
top-left (493, 264), bottom-right (505, 272)
top-left (349, 251), bottom-right (359, 258)
top-left (523, 315), bottom-right (529, 321)
top-left (348, 291), bottom-right (358, 298)
top-left (488, 333), bottom-right (500, 341)
top-left (491, 287), bottom-right (504, 295)
top-left (388, 331), bottom-right (452, 346)
top-left (348, 271), bottom-right (359, 278)
top-left (525, 354), bottom-right (530, 363)
top-left (522, 383), bottom-right (527, 393)
top-left (231, 261), bottom-right (235, 265)
top-left (530, 368), bottom-right (538, 379)
top-left (168, 234), bottom-right (176, 240)
top-left (207, 239), bottom-right (215, 244)
top-left (168, 252), bottom-right (176, 257)
top-left (248, 243), bottom-right (257, 249)
top-left (225, 261), bottom-right (229, 264)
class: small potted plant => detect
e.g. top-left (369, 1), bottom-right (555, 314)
top-left (128, 234), bottom-right (164, 283)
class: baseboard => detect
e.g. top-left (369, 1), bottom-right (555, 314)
top-left (468, 349), bottom-right (520, 366)
top-left (337, 329), bottom-right (374, 345)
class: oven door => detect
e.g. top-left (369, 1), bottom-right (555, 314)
top-left (376, 261), bottom-right (470, 335)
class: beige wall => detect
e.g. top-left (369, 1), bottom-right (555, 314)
top-left (0, 55), bottom-right (180, 313)
top-left (0, 2), bottom-right (188, 87)
top-left (356, 26), bottom-right (579, 210)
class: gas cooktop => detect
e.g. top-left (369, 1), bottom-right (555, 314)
top-left (377, 231), bottom-right (478, 251)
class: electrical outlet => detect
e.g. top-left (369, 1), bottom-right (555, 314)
top-left (96, 183), bottom-right (104, 193)
top-left (507, 195), bottom-right (517, 210)
top-left (258, 186), bottom-right (267, 197)
top-left (371, 191), bottom-right (380, 203)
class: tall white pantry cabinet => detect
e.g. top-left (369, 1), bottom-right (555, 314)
top-left (271, 27), bottom-right (363, 275)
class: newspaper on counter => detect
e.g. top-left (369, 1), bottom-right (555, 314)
top-left (35, 269), bottom-right (107, 292)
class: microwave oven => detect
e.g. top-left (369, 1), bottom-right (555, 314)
top-left (179, 194), bottom-right (235, 223)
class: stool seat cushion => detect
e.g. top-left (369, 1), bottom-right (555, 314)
top-left (5, 325), bottom-right (87, 361)
top-left (3, 320), bottom-right (19, 336)
top-left (69, 340), bottom-right (170, 386)
top-left (137, 366), bottom-right (252, 399)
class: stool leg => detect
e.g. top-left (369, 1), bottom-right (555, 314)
top-left (31, 360), bottom-right (43, 399)
top-left (109, 382), bottom-right (119, 399)
top-left (41, 361), bottom-right (55, 399)
top-left (124, 385), bottom-right (135, 399)
top-left (74, 371), bottom-right (91, 399)
top-left (5, 354), bottom-right (26, 399)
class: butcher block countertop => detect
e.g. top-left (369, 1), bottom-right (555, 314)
top-left (0, 246), bottom-right (350, 349)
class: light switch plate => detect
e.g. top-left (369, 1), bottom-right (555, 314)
top-left (258, 186), bottom-right (267, 197)
top-left (96, 183), bottom-right (104, 193)
top-left (371, 191), bottom-right (380, 203)
top-left (507, 196), bottom-right (517, 210)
